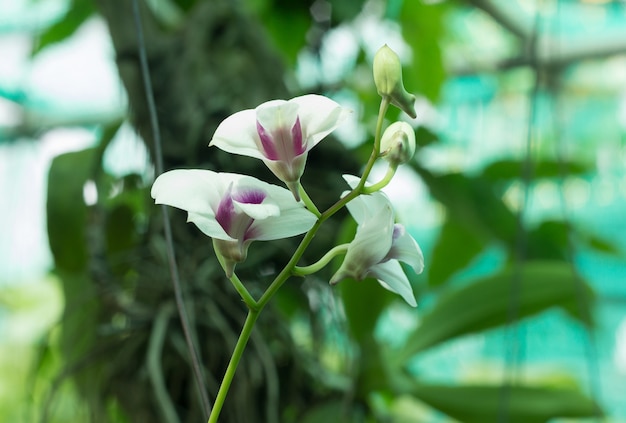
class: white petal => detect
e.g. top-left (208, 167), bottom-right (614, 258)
top-left (255, 99), bottom-right (298, 134)
top-left (230, 174), bottom-right (308, 229)
top-left (251, 206), bottom-right (317, 241)
top-left (233, 198), bottom-right (280, 221)
top-left (342, 174), bottom-right (360, 188)
top-left (341, 203), bottom-right (394, 277)
top-left (349, 191), bottom-right (391, 223)
top-left (187, 211), bottom-right (232, 240)
top-left (389, 225), bottom-right (424, 274)
top-left (209, 109), bottom-right (266, 160)
top-left (151, 169), bottom-right (233, 214)
top-left (343, 193), bottom-right (368, 224)
top-left (240, 179), bottom-right (317, 240)
top-left (370, 260), bottom-right (417, 307)
top-left (291, 94), bottom-right (351, 150)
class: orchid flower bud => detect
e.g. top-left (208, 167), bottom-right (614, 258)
top-left (373, 45), bottom-right (416, 118)
top-left (380, 121), bottom-right (416, 165)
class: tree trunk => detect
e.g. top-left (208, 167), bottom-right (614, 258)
top-left (86, 1), bottom-right (356, 422)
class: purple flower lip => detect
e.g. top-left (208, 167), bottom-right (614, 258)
top-left (216, 184), bottom-right (268, 239)
top-left (215, 187), bottom-right (236, 234)
top-left (233, 188), bottom-right (266, 205)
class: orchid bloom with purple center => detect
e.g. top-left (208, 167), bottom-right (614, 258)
top-left (209, 94), bottom-right (350, 200)
top-left (329, 175), bottom-right (424, 307)
top-left (151, 169), bottom-right (316, 276)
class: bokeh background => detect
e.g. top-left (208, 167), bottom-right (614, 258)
top-left (1, 0), bottom-right (625, 422)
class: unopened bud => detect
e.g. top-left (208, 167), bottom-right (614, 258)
top-left (380, 121), bottom-right (416, 165)
top-left (373, 45), bottom-right (417, 118)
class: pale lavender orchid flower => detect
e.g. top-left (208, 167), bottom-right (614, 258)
top-left (209, 94), bottom-right (350, 200)
top-left (151, 169), bottom-right (316, 276)
top-left (330, 175), bottom-right (424, 307)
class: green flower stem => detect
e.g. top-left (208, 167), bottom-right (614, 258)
top-left (317, 97), bottom-right (390, 220)
top-left (214, 248), bottom-right (258, 310)
top-left (299, 184), bottom-right (321, 218)
top-left (208, 226), bottom-right (321, 423)
top-left (208, 309), bottom-right (259, 423)
top-left (208, 97), bottom-right (392, 423)
top-left (229, 272), bottom-right (259, 311)
top-left (261, 97), bottom-right (391, 307)
top-left (258, 223), bottom-right (320, 308)
top-left (359, 97), bottom-right (390, 187)
top-left (293, 243), bottom-right (350, 276)
top-left (361, 164), bottom-right (397, 194)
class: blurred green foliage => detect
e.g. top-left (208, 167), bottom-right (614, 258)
top-left (15, 0), bottom-right (616, 422)
top-left (32, 0), bottom-right (95, 55)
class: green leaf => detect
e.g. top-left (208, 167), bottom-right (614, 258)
top-left (527, 220), bottom-right (622, 260)
top-left (56, 271), bottom-right (99, 364)
top-left (410, 383), bottom-right (601, 423)
top-left (414, 126), bottom-right (438, 148)
top-left (105, 203), bottom-right (137, 274)
top-left (401, 261), bottom-right (594, 357)
top-left (336, 214), bottom-right (394, 344)
top-left (428, 217), bottom-right (486, 287)
top-left (46, 148), bottom-right (96, 272)
top-left (482, 159), bottom-right (592, 181)
top-left (328, 0), bottom-right (367, 23)
top-left (527, 220), bottom-right (569, 261)
top-left (338, 217), bottom-right (394, 396)
top-left (33, 0), bottom-right (95, 55)
top-left (171, 0), bottom-right (200, 12)
top-left (254, 1), bottom-right (310, 65)
top-left (46, 144), bottom-right (119, 418)
top-left (341, 276), bottom-right (393, 344)
top-left (300, 400), bottom-right (359, 423)
top-left (577, 229), bottom-right (622, 256)
top-left (399, 2), bottom-right (447, 101)
top-left (413, 166), bottom-right (517, 245)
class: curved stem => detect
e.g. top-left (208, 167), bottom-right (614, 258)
top-left (258, 224), bottom-right (319, 308)
top-left (214, 246), bottom-right (259, 310)
top-left (299, 184), bottom-right (321, 218)
top-left (208, 309), bottom-right (259, 423)
top-left (293, 243), bottom-right (350, 276)
top-left (362, 164), bottom-right (397, 194)
top-left (229, 273), bottom-right (259, 311)
top-left (317, 98), bottom-right (391, 220)
top-left (359, 98), bottom-right (390, 188)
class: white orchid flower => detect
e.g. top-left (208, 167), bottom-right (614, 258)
top-left (151, 169), bottom-right (317, 276)
top-left (209, 94), bottom-right (350, 200)
top-left (330, 175), bottom-right (424, 307)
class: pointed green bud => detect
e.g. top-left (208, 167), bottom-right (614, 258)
top-left (373, 45), bottom-right (417, 118)
top-left (380, 121), bottom-right (416, 165)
